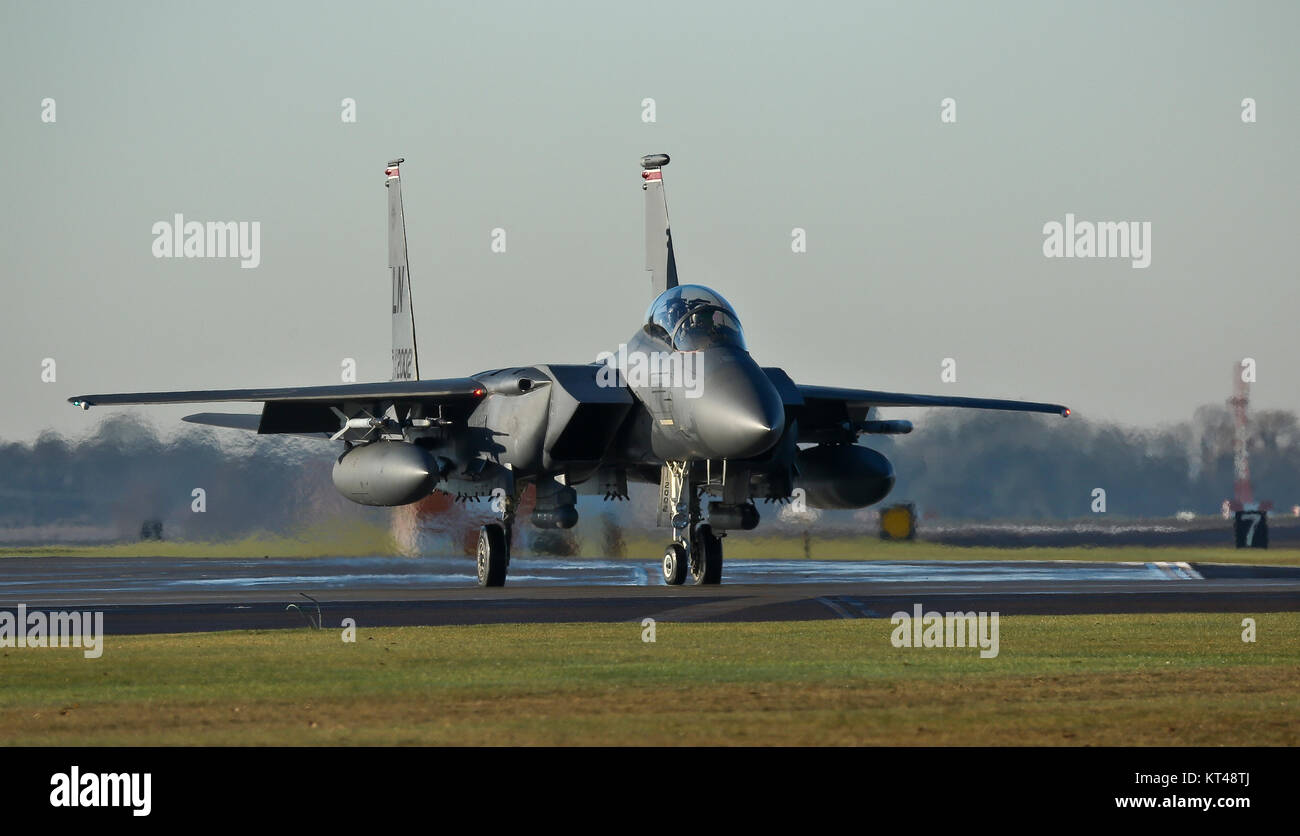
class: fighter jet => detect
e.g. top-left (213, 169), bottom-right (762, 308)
top-left (71, 155), bottom-right (1068, 587)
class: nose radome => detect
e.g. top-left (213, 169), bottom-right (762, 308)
top-left (692, 351), bottom-right (785, 459)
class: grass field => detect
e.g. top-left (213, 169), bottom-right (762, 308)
top-left (0, 522), bottom-right (402, 559)
top-left (4, 529), bottom-right (1299, 567)
top-left (2, 614), bottom-right (1296, 745)
top-left (640, 538), bottom-right (1300, 566)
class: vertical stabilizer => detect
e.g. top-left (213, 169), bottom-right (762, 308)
top-left (642, 153), bottom-right (678, 297)
top-left (386, 158), bottom-right (420, 381)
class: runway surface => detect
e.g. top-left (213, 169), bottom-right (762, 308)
top-left (1, 553), bottom-right (1298, 633)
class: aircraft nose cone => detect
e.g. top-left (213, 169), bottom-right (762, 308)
top-left (691, 351), bottom-right (785, 459)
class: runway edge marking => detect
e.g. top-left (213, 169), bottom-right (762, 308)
top-left (816, 597), bottom-right (856, 619)
top-left (1150, 561), bottom-right (1205, 580)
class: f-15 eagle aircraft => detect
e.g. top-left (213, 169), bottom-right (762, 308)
top-left (71, 154), bottom-right (1069, 587)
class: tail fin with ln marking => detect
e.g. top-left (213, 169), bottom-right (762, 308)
top-left (642, 153), bottom-right (678, 297)
top-left (386, 158), bottom-right (420, 381)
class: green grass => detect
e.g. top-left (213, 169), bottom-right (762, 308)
top-left (0, 521), bottom-right (401, 559)
top-left (4, 531), bottom-right (1298, 567)
top-left (629, 537), bottom-right (1300, 566)
top-left (2, 614), bottom-right (1296, 745)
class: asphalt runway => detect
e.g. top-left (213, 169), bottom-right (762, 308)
top-left (1, 553), bottom-right (1298, 633)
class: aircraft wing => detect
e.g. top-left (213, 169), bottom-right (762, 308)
top-left (69, 378), bottom-right (485, 436)
top-left (785, 381), bottom-right (1069, 443)
top-left (179, 412), bottom-right (343, 440)
top-left (70, 378), bottom-right (483, 407)
top-left (796, 385), bottom-right (1070, 417)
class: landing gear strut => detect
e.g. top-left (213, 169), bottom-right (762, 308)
top-left (476, 490), bottom-right (517, 588)
top-left (660, 462), bottom-right (723, 586)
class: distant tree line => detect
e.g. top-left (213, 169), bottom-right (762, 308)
top-left (1, 405), bottom-right (1296, 539)
top-left (872, 405), bottom-right (1299, 520)
top-left (0, 415), bottom-right (370, 541)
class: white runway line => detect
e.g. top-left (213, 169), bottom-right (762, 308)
top-left (1149, 561), bottom-right (1204, 580)
top-left (816, 597), bottom-right (857, 619)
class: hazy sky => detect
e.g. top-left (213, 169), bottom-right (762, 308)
top-left (2, 0), bottom-right (1297, 442)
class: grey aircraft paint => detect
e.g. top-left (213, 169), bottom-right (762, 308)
top-left (70, 155), bottom-right (1069, 588)
top-left (386, 159), bottom-right (420, 382)
top-left (642, 154), bottom-right (678, 296)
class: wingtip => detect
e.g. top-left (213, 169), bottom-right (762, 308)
top-left (1061, 407), bottom-right (1071, 418)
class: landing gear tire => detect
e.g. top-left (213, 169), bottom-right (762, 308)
top-left (477, 523), bottom-right (508, 587)
top-left (690, 524), bottom-right (723, 585)
top-left (662, 542), bottom-right (687, 586)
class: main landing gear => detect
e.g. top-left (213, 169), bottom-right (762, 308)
top-left (477, 491), bottom-right (517, 587)
top-left (660, 462), bottom-right (723, 586)
top-left (474, 471), bottom-right (724, 589)
top-left (477, 523), bottom-right (508, 586)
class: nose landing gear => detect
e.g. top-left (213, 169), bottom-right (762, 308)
top-left (660, 462), bottom-right (724, 586)
top-left (662, 541), bottom-right (687, 585)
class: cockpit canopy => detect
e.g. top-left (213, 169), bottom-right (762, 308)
top-left (643, 285), bottom-right (747, 351)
